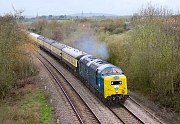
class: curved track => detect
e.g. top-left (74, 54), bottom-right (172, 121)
top-left (37, 52), bottom-right (101, 124)
top-left (127, 96), bottom-right (165, 124)
top-left (35, 48), bottom-right (164, 124)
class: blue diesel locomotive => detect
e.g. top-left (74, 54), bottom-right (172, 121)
top-left (29, 32), bottom-right (128, 104)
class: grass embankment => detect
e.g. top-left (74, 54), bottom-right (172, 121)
top-left (0, 80), bottom-right (54, 124)
top-left (0, 15), bottom-right (54, 124)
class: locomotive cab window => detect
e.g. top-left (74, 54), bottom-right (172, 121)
top-left (102, 67), bottom-right (123, 76)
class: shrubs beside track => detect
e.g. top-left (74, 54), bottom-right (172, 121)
top-left (0, 15), bottom-right (37, 98)
top-left (0, 14), bottom-right (54, 124)
top-left (97, 5), bottom-right (180, 122)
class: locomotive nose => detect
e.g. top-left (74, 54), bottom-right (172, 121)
top-left (104, 75), bottom-right (128, 99)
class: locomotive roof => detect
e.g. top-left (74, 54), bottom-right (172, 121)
top-left (80, 54), bottom-right (92, 61)
top-left (89, 59), bottom-right (108, 71)
top-left (80, 55), bottom-right (98, 65)
top-left (87, 58), bottom-right (99, 66)
top-left (97, 64), bottom-right (115, 71)
top-left (51, 42), bottom-right (66, 50)
top-left (62, 46), bottom-right (87, 59)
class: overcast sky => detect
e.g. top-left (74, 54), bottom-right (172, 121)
top-left (1, 0), bottom-right (179, 16)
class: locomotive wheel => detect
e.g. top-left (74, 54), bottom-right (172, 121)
top-left (120, 97), bottom-right (125, 104)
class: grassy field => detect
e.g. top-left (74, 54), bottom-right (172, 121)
top-left (0, 79), bottom-right (54, 124)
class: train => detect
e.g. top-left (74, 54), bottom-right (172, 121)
top-left (29, 32), bottom-right (128, 104)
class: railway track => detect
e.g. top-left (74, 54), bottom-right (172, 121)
top-left (37, 52), bottom-right (101, 124)
top-left (35, 49), bottom-right (164, 124)
top-left (109, 105), bottom-right (144, 124)
top-left (126, 96), bottom-right (165, 124)
top-left (108, 96), bottom-right (165, 124)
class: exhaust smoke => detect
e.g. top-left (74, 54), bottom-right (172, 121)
top-left (73, 32), bottom-right (109, 60)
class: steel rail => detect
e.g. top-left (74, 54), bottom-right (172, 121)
top-left (122, 105), bottom-right (145, 124)
top-left (37, 55), bottom-right (84, 124)
top-left (38, 52), bottom-right (101, 124)
top-left (107, 106), bottom-right (126, 124)
top-left (129, 96), bottom-right (165, 124)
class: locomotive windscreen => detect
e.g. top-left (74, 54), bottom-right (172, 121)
top-left (111, 81), bottom-right (122, 85)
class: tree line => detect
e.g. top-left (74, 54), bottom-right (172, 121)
top-left (107, 5), bottom-right (180, 113)
top-left (0, 15), bottom-right (37, 98)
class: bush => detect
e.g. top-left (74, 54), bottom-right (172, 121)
top-left (0, 15), bottom-right (37, 98)
top-left (128, 5), bottom-right (180, 112)
top-left (96, 4), bottom-right (180, 113)
top-left (112, 27), bottom-right (124, 34)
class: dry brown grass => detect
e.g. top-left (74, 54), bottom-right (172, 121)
top-left (0, 75), bottom-right (54, 124)
top-left (0, 79), bottom-right (39, 124)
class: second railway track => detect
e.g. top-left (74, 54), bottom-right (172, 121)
top-left (124, 96), bottom-right (165, 124)
top-left (109, 105), bottom-right (144, 124)
top-left (37, 52), bottom-right (101, 124)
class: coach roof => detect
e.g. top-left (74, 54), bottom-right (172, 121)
top-left (62, 46), bottom-right (87, 58)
